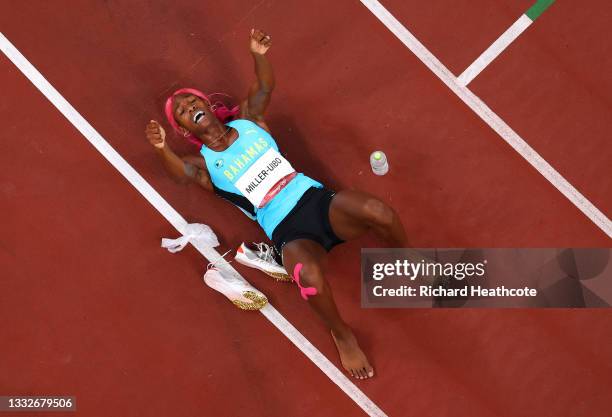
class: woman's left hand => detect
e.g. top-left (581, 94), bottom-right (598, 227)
top-left (249, 28), bottom-right (272, 55)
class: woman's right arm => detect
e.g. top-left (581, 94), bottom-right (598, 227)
top-left (145, 120), bottom-right (213, 192)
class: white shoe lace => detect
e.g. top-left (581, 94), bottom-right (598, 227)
top-left (206, 249), bottom-right (233, 270)
top-left (253, 242), bottom-right (276, 264)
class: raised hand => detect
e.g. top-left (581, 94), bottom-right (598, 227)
top-left (145, 120), bottom-right (166, 149)
top-left (249, 28), bottom-right (272, 55)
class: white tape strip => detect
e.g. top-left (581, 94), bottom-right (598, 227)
top-left (161, 223), bottom-right (220, 253)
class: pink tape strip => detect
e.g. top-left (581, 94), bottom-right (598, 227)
top-left (292, 263), bottom-right (318, 300)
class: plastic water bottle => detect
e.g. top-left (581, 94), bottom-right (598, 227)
top-left (370, 151), bottom-right (389, 176)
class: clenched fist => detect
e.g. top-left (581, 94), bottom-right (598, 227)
top-left (249, 28), bottom-right (272, 55)
top-left (145, 120), bottom-right (166, 149)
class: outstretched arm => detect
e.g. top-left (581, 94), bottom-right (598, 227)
top-left (145, 120), bottom-right (213, 192)
top-left (242, 29), bottom-right (274, 131)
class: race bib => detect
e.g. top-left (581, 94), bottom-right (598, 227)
top-left (234, 148), bottom-right (296, 208)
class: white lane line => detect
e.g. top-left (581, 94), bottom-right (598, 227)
top-left (458, 14), bottom-right (533, 86)
top-left (260, 307), bottom-right (386, 417)
top-left (0, 32), bottom-right (387, 417)
top-left (359, 0), bottom-right (612, 238)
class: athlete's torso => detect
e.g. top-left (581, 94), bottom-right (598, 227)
top-left (200, 119), bottom-right (322, 238)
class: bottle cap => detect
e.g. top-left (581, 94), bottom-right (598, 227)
top-left (373, 152), bottom-right (382, 160)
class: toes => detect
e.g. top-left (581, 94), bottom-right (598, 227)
top-left (351, 367), bottom-right (374, 380)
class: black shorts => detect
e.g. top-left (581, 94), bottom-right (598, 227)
top-left (272, 186), bottom-right (345, 258)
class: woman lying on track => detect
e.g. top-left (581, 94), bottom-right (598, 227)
top-left (145, 28), bottom-right (406, 380)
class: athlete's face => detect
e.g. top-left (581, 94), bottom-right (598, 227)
top-left (173, 94), bottom-right (216, 133)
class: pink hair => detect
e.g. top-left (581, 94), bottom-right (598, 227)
top-left (164, 87), bottom-right (240, 148)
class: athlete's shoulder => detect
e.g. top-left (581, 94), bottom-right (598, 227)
top-left (234, 108), bottom-right (272, 133)
top-left (227, 118), bottom-right (258, 128)
top-left (228, 118), bottom-right (272, 136)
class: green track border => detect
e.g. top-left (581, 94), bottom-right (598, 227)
top-left (526, 0), bottom-right (555, 21)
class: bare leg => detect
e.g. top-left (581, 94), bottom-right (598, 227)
top-left (281, 239), bottom-right (374, 380)
top-left (328, 190), bottom-right (407, 246)
top-left (275, 190), bottom-right (404, 379)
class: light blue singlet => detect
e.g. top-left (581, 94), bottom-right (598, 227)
top-left (200, 119), bottom-right (323, 238)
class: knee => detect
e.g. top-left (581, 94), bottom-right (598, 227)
top-left (297, 262), bottom-right (327, 295)
top-left (363, 198), bottom-right (395, 228)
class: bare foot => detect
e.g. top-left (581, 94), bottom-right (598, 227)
top-left (331, 328), bottom-right (375, 380)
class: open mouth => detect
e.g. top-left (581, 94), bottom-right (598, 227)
top-left (193, 110), bottom-right (205, 124)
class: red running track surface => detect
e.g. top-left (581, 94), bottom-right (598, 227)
top-left (1, 1), bottom-right (611, 416)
